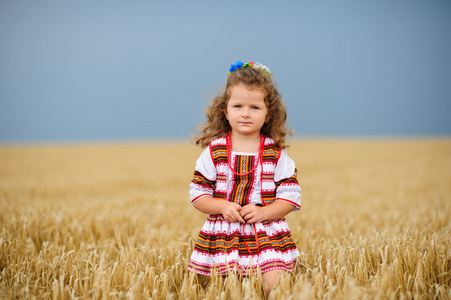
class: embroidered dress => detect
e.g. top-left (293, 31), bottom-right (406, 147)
top-left (188, 136), bottom-right (301, 275)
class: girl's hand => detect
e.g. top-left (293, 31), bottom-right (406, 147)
top-left (221, 202), bottom-right (245, 223)
top-left (240, 204), bottom-right (266, 224)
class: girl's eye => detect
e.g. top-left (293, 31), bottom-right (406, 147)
top-left (234, 105), bottom-right (242, 108)
top-left (251, 106), bottom-right (260, 110)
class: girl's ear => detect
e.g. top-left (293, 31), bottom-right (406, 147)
top-left (224, 109), bottom-right (229, 120)
top-left (265, 114), bottom-right (271, 123)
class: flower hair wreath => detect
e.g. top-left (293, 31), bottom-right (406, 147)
top-left (228, 61), bottom-right (272, 77)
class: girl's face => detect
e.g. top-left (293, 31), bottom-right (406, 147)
top-left (225, 83), bottom-right (268, 139)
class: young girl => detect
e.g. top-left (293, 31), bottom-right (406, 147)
top-left (188, 61), bottom-right (301, 296)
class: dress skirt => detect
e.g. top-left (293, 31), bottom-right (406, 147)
top-left (188, 214), bottom-right (299, 275)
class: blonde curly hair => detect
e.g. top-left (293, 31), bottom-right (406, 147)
top-left (194, 67), bottom-right (292, 148)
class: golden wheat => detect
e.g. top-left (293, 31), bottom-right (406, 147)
top-left (0, 139), bottom-right (450, 299)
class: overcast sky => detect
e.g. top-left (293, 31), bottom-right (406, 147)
top-left (1, 0), bottom-right (450, 143)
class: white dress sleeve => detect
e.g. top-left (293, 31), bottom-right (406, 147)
top-left (189, 147), bottom-right (217, 204)
top-left (274, 149), bottom-right (302, 211)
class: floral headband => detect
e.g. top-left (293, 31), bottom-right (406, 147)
top-left (228, 61), bottom-right (272, 77)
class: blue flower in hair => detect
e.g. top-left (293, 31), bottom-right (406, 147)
top-left (229, 61), bottom-right (244, 73)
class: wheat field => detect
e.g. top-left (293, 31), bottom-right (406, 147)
top-left (0, 138), bottom-right (450, 299)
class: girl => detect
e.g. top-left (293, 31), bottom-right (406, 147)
top-left (188, 61), bottom-right (301, 296)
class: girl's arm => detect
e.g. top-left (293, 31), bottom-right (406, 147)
top-left (193, 196), bottom-right (245, 223)
top-left (239, 201), bottom-right (295, 224)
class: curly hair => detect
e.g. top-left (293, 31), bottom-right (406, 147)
top-left (194, 67), bottom-right (292, 148)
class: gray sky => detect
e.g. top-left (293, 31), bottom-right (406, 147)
top-left (1, 0), bottom-right (450, 143)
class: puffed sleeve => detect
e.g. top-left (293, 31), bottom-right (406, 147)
top-left (189, 147), bottom-right (217, 204)
top-left (274, 149), bottom-right (302, 211)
